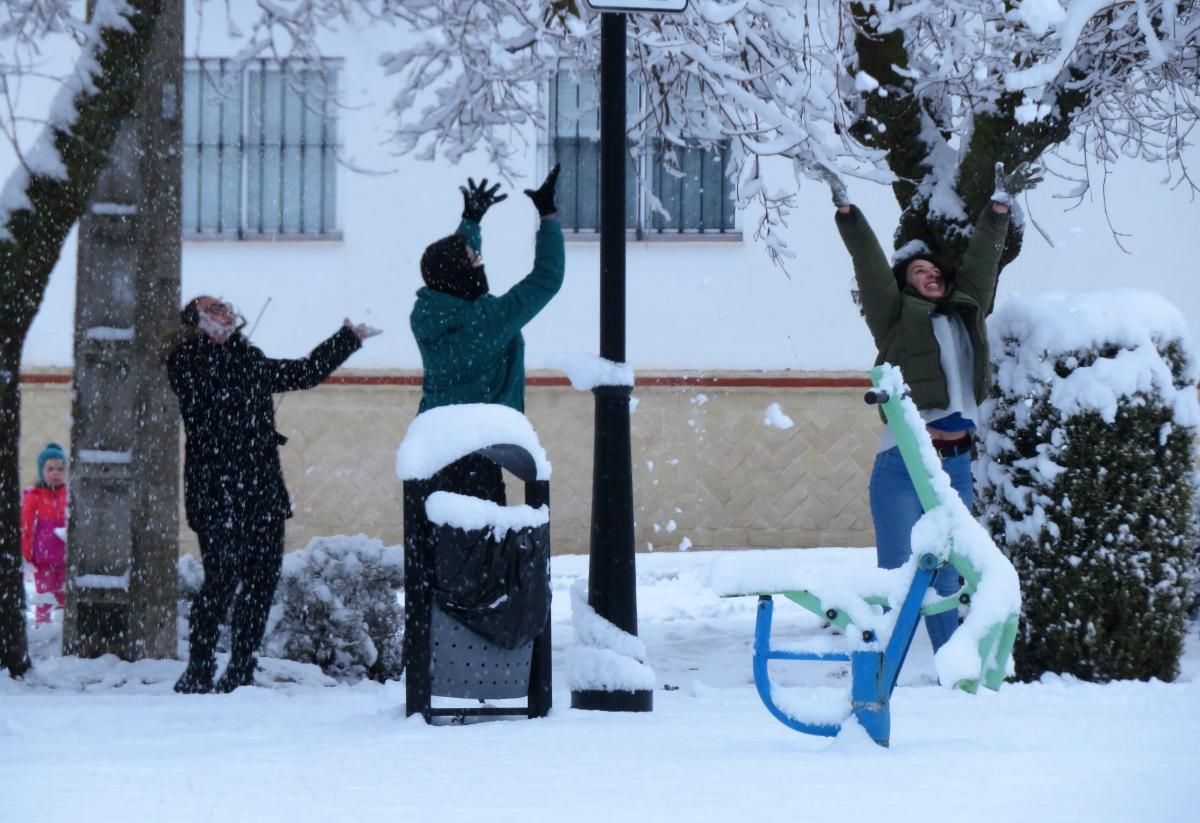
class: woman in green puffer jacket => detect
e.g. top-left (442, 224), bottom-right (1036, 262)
top-left (819, 161), bottom-right (1038, 651)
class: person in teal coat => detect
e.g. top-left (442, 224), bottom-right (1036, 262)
top-left (410, 165), bottom-right (565, 414)
top-left (409, 165), bottom-right (564, 501)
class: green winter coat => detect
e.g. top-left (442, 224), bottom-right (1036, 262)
top-left (836, 205), bottom-right (1009, 411)
top-left (410, 217), bottom-right (565, 413)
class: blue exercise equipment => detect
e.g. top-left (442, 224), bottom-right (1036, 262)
top-left (717, 365), bottom-right (1020, 746)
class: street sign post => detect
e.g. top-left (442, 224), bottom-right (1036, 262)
top-left (571, 0), bottom-right (687, 715)
top-left (570, 11), bottom-right (652, 715)
top-left (585, 1), bottom-right (687, 11)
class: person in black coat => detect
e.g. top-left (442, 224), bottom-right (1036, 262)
top-left (167, 295), bottom-right (378, 693)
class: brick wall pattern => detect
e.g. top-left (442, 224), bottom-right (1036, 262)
top-left (19, 372), bottom-right (882, 555)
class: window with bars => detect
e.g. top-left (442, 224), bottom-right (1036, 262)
top-left (182, 58), bottom-right (340, 238)
top-left (549, 73), bottom-right (736, 236)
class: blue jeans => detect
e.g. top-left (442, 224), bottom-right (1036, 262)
top-left (869, 446), bottom-right (973, 652)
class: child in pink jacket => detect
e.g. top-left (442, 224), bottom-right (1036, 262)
top-left (21, 443), bottom-right (69, 624)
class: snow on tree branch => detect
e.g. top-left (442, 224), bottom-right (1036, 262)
top-left (348, 0), bottom-right (1193, 265)
top-left (18, 0), bottom-right (1188, 265)
top-left (376, 1), bottom-right (879, 266)
top-left (0, 1), bottom-right (81, 55)
top-left (0, 0), bottom-right (134, 241)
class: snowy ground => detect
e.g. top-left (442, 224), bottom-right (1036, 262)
top-left (3, 547), bottom-right (1197, 823)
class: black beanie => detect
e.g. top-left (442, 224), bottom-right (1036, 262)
top-left (420, 234), bottom-right (488, 301)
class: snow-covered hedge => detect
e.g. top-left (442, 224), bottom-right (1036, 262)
top-left (180, 536), bottom-right (405, 682)
top-left (176, 553), bottom-right (217, 651)
top-left (261, 535), bottom-right (405, 683)
top-left (978, 291), bottom-right (1198, 682)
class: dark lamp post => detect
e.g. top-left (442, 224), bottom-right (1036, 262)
top-left (570, 10), bottom-right (652, 713)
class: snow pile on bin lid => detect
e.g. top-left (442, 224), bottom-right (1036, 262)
top-left (396, 403), bottom-right (551, 481)
top-left (425, 491), bottom-right (548, 541)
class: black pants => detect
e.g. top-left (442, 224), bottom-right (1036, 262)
top-left (187, 515), bottom-right (286, 668)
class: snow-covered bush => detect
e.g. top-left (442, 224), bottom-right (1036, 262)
top-left (978, 291), bottom-right (1199, 682)
top-left (175, 553), bottom-right (216, 650)
top-left (261, 535), bottom-right (405, 683)
top-left (177, 537), bottom-right (406, 682)
top-left (177, 552), bottom-right (204, 602)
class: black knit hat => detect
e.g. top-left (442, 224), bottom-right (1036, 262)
top-left (420, 234), bottom-right (488, 301)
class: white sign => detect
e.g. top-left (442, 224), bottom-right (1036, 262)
top-left (586, 0), bottom-right (688, 12)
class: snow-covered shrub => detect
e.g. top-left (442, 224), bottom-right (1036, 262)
top-left (177, 552), bottom-right (204, 601)
top-left (176, 537), bottom-right (405, 681)
top-left (978, 291), bottom-right (1198, 682)
top-left (262, 535), bottom-right (405, 682)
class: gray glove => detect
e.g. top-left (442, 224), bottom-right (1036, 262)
top-left (992, 161), bottom-right (1043, 204)
top-left (344, 318), bottom-right (382, 341)
top-left (804, 162), bottom-right (849, 207)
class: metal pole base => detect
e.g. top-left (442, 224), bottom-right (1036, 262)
top-left (570, 688), bottom-right (653, 712)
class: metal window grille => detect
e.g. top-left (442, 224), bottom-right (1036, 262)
top-left (549, 73), bottom-right (735, 235)
top-left (182, 58), bottom-right (340, 238)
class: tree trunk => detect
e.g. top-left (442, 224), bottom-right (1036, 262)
top-left (0, 1), bottom-right (164, 677)
top-left (0, 339), bottom-right (30, 676)
top-left (847, 7), bottom-right (1093, 277)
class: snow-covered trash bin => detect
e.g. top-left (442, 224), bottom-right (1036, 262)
top-left (426, 492), bottom-right (550, 650)
top-left (396, 404), bottom-right (553, 723)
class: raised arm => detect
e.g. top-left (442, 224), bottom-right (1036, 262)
top-left (455, 176), bottom-right (506, 254)
top-left (438, 166), bottom-right (566, 369)
top-left (482, 164), bottom-right (565, 338)
top-left (836, 205), bottom-right (901, 348)
top-left (456, 218), bottom-right (481, 255)
top-left (954, 206), bottom-right (1010, 316)
top-left (475, 217), bottom-right (565, 344)
top-left (262, 325), bottom-right (362, 393)
top-left (807, 163), bottom-right (902, 345)
top-left (955, 162), bottom-right (1036, 315)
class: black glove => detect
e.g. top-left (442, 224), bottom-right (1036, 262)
top-left (991, 161), bottom-right (1043, 205)
top-left (460, 178), bottom-right (507, 222)
top-left (524, 164), bottom-right (561, 217)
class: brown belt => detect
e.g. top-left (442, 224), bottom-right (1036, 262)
top-left (930, 438), bottom-right (972, 459)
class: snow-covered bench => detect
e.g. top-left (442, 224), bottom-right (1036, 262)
top-left (396, 404), bottom-right (553, 723)
top-left (711, 365), bottom-right (1021, 746)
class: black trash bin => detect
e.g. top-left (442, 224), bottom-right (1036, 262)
top-left (402, 435), bottom-right (552, 723)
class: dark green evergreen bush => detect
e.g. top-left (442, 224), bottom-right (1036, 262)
top-left (978, 298), bottom-right (1197, 683)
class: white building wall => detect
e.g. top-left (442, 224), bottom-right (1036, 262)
top-left (13, 6), bottom-right (1200, 371)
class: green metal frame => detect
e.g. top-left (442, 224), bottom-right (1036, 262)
top-left (741, 365), bottom-right (1018, 694)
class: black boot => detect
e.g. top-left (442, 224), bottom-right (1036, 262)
top-left (174, 658), bottom-right (216, 694)
top-left (214, 656), bottom-right (258, 693)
